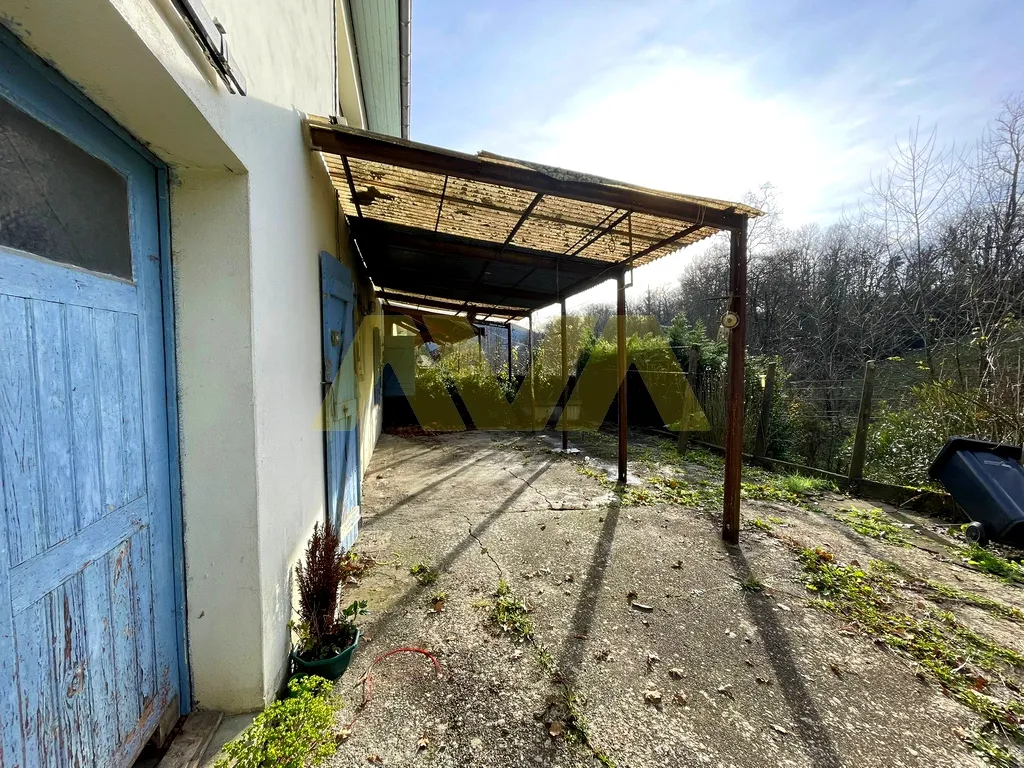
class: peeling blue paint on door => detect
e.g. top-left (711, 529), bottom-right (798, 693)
top-left (321, 252), bottom-right (360, 550)
top-left (0, 31), bottom-right (181, 768)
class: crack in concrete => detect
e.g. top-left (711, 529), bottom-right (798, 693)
top-left (462, 512), bottom-right (505, 579)
top-left (501, 465), bottom-right (560, 510)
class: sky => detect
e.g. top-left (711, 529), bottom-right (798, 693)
top-left (410, 0), bottom-right (1024, 324)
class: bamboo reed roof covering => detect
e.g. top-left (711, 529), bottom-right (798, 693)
top-left (308, 118), bottom-right (760, 321)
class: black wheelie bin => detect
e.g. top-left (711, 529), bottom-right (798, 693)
top-left (928, 437), bottom-right (1024, 548)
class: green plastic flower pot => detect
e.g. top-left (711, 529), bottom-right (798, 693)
top-left (290, 629), bottom-right (360, 681)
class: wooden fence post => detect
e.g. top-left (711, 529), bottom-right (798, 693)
top-left (753, 361), bottom-right (777, 459)
top-left (849, 360), bottom-right (876, 482)
top-left (677, 344), bottom-right (701, 453)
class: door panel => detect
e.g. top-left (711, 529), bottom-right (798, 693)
top-left (0, 33), bottom-right (180, 768)
top-left (321, 252), bottom-right (360, 550)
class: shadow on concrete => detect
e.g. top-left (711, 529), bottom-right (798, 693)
top-left (362, 449), bottom-right (501, 528)
top-left (555, 496), bottom-right (621, 688)
top-left (724, 541), bottom-right (844, 768)
top-left (360, 458), bottom-right (557, 641)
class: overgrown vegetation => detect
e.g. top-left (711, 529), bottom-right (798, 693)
top-left (835, 506), bottom-right (910, 546)
top-left (799, 547), bottom-right (1024, 764)
top-left (216, 676), bottom-right (342, 768)
top-left (779, 473), bottom-right (834, 496)
top-left (956, 544), bottom-right (1024, 586)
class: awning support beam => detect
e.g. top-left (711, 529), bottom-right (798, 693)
top-left (383, 292), bottom-right (527, 318)
top-left (722, 218), bottom-right (749, 544)
top-left (561, 298), bottom-right (568, 451)
top-left (617, 269), bottom-right (628, 484)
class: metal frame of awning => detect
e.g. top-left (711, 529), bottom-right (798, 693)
top-left (308, 119), bottom-right (758, 543)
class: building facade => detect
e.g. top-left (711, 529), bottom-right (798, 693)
top-left (0, 1), bottom-right (401, 763)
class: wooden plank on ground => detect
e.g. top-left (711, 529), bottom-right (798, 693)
top-left (157, 709), bottom-right (223, 768)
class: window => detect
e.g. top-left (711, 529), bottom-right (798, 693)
top-left (0, 95), bottom-right (132, 279)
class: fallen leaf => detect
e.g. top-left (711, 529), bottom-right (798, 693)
top-left (336, 729), bottom-right (352, 743)
top-left (972, 675), bottom-right (989, 691)
top-left (668, 668), bottom-right (685, 679)
top-left (431, 599), bottom-right (446, 612)
top-left (367, 756), bottom-right (384, 765)
top-left (548, 720), bottom-right (565, 738)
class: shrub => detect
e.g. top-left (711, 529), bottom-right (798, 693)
top-left (216, 676), bottom-right (341, 768)
top-left (292, 522), bottom-right (365, 662)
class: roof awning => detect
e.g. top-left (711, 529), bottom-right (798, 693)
top-left (307, 118), bottom-right (761, 321)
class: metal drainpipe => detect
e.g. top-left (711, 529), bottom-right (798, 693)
top-left (399, 0), bottom-right (412, 139)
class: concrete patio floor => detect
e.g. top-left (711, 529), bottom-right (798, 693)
top-left (308, 430), bottom-right (1020, 767)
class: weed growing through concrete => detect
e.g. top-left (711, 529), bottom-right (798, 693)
top-left (740, 572), bottom-right (765, 592)
top-left (575, 463), bottom-right (612, 486)
top-left (922, 581), bottom-right (1024, 624)
top-left (836, 506), bottom-right (910, 546)
top-left (956, 544), bottom-right (1024, 586)
top-left (649, 476), bottom-right (722, 508)
top-left (485, 578), bottom-right (615, 766)
top-left (799, 547), bottom-right (1024, 765)
top-left (409, 562), bottom-right (439, 586)
top-left (489, 579), bottom-right (534, 641)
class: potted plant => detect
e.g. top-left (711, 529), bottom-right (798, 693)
top-left (289, 520), bottom-right (368, 680)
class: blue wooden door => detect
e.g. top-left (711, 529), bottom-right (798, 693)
top-left (321, 252), bottom-right (360, 550)
top-left (0, 35), bottom-right (181, 767)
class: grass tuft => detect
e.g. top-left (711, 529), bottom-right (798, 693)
top-left (780, 473), bottom-right (835, 496)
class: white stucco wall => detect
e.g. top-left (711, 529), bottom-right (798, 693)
top-left (0, 0), bottom-right (383, 712)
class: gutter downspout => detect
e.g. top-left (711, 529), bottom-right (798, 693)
top-left (399, 0), bottom-right (411, 139)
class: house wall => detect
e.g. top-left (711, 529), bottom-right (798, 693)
top-left (0, 0), bottom-right (384, 712)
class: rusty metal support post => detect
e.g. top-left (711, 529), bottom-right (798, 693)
top-left (506, 322), bottom-right (513, 390)
top-left (528, 313), bottom-right (536, 430)
top-left (561, 298), bottom-right (569, 450)
top-left (617, 270), bottom-right (628, 484)
top-left (753, 361), bottom-right (777, 460)
top-left (723, 218), bottom-right (748, 544)
top-left (849, 360), bottom-right (876, 482)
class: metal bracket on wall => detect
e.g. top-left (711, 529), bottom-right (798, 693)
top-left (172, 0), bottom-right (247, 95)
